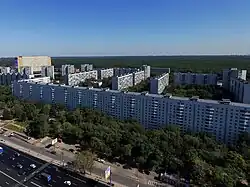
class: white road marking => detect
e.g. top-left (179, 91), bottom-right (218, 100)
top-left (57, 176), bottom-right (61, 178)
top-left (0, 170), bottom-right (28, 187)
top-left (52, 180), bottom-right (56, 183)
top-left (6, 168), bottom-right (10, 171)
top-left (30, 181), bottom-right (42, 187)
top-left (5, 181), bottom-right (9, 185)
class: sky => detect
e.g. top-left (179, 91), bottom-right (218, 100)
top-left (0, 0), bottom-right (250, 57)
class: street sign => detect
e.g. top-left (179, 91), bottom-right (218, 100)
top-left (104, 166), bottom-right (111, 179)
top-left (51, 138), bottom-right (58, 145)
top-left (0, 147), bottom-right (3, 154)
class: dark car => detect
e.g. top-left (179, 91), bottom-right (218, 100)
top-left (18, 170), bottom-right (26, 175)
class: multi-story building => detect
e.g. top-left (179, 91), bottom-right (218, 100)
top-left (12, 81), bottom-right (250, 144)
top-left (19, 77), bottom-right (51, 84)
top-left (97, 68), bottom-right (114, 79)
top-left (230, 78), bottom-right (250, 104)
top-left (0, 67), bottom-right (11, 74)
top-left (19, 66), bottom-right (33, 76)
top-left (65, 70), bottom-right (98, 86)
top-left (0, 72), bottom-right (28, 85)
top-left (14, 56), bottom-right (51, 72)
top-left (41, 66), bottom-right (55, 79)
top-left (133, 70), bottom-right (145, 85)
top-left (113, 68), bottom-right (138, 77)
top-left (81, 64), bottom-right (93, 72)
top-left (222, 68), bottom-right (247, 90)
top-left (112, 73), bottom-right (133, 90)
top-left (142, 65), bottom-right (151, 79)
top-left (174, 72), bottom-right (218, 85)
top-left (150, 73), bottom-right (169, 94)
top-left (61, 65), bottom-right (75, 76)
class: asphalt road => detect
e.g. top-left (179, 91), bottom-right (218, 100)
top-left (0, 143), bottom-right (110, 187)
top-left (0, 135), bottom-right (153, 187)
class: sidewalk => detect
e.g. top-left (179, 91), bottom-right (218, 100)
top-left (1, 139), bottom-right (128, 187)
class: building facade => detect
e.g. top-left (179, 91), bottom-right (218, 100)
top-left (81, 64), bottom-right (93, 72)
top-left (174, 72), bottom-right (218, 85)
top-left (97, 68), bottom-right (114, 79)
top-left (12, 81), bottom-right (250, 144)
top-left (61, 65), bottom-right (75, 76)
top-left (150, 73), bottom-right (169, 94)
top-left (230, 78), bottom-right (250, 104)
top-left (0, 67), bottom-right (11, 74)
top-left (15, 56), bottom-right (51, 72)
top-left (0, 73), bottom-right (28, 85)
top-left (65, 70), bottom-right (98, 86)
top-left (222, 68), bottom-right (247, 90)
top-left (133, 70), bottom-right (145, 85)
top-left (19, 66), bottom-right (33, 76)
top-left (41, 66), bottom-right (55, 79)
top-left (113, 67), bottom-right (138, 77)
top-left (112, 73), bottom-right (134, 90)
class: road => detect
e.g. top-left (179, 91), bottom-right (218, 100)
top-left (0, 143), bottom-right (111, 187)
top-left (0, 135), bottom-right (157, 187)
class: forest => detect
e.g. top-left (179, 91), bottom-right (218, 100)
top-left (0, 85), bottom-right (249, 187)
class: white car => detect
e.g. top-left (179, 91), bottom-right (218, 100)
top-left (97, 158), bottom-right (105, 163)
top-left (64, 181), bottom-right (71, 185)
top-left (30, 164), bottom-right (36, 169)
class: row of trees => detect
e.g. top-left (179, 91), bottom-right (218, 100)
top-left (0, 86), bottom-right (249, 186)
top-left (164, 84), bottom-right (234, 100)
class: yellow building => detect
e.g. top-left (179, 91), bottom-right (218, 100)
top-left (15, 56), bottom-right (51, 72)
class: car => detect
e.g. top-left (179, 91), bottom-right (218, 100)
top-left (64, 181), bottom-right (71, 185)
top-left (97, 158), bottom-right (105, 163)
top-left (30, 164), bottom-right (36, 169)
top-left (17, 164), bottom-right (23, 169)
top-left (9, 157), bottom-right (15, 160)
top-left (18, 170), bottom-right (26, 175)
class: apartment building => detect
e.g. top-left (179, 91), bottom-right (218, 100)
top-left (61, 64), bottom-right (75, 76)
top-left (19, 66), bottom-right (33, 76)
top-left (19, 77), bottom-right (51, 84)
top-left (97, 68), bottom-right (114, 79)
top-left (0, 72), bottom-right (29, 85)
top-left (41, 66), bottom-right (55, 79)
top-left (12, 81), bottom-right (250, 144)
top-left (65, 70), bottom-right (98, 86)
top-left (230, 78), bottom-right (250, 104)
top-left (113, 67), bottom-right (138, 77)
top-left (150, 73), bottom-right (169, 94)
top-left (133, 70), bottom-right (145, 85)
top-left (142, 65), bottom-right (151, 79)
top-left (174, 72), bottom-right (218, 85)
top-left (222, 68), bottom-right (247, 90)
top-left (0, 67), bottom-right (11, 74)
top-left (112, 73), bottom-right (133, 90)
top-left (81, 64), bottom-right (93, 72)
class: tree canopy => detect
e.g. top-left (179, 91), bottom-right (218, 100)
top-left (1, 85), bottom-right (249, 186)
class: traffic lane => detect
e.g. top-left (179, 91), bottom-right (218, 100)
top-left (0, 142), bottom-right (46, 166)
top-left (0, 171), bottom-right (19, 186)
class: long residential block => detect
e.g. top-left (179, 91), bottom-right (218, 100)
top-left (133, 70), bottom-right (145, 85)
top-left (62, 64), bottom-right (75, 76)
top-left (12, 81), bottom-right (250, 144)
top-left (150, 73), bottom-right (169, 94)
top-left (65, 70), bottom-right (98, 86)
top-left (174, 72), bottom-right (218, 85)
top-left (112, 73), bottom-right (133, 90)
top-left (97, 68), bottom-right (114, 79)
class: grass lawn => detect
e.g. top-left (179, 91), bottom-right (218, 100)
top-left (5, 123), bottom-right (26, 133)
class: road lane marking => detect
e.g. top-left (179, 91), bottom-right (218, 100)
top-left (30, 181), bottom-right (42, 187)
top-left (5, 182), bottom-right (9, 185)
top-left (0, 170), bottom-right (28, 187)
top-left (57, 176), bottom-right (61, 178)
